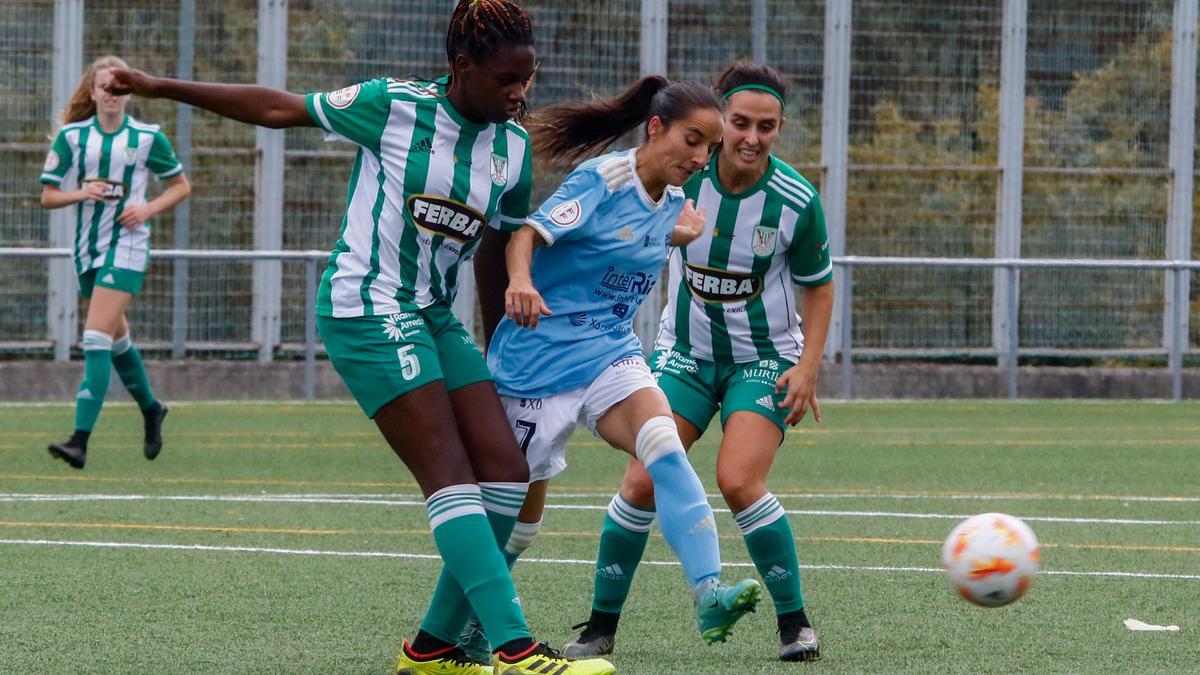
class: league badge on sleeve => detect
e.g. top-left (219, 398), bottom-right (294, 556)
top-left (327, 84), bottom-right (361, 109)
top-left (549, 200), bottom-right (581, 226)
top-left (43, 152), bottom-right (59, 173)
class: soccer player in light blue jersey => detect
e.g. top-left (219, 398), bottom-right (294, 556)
top-left (478, 76), bottom-right (763, 657)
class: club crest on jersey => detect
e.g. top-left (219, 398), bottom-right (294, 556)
top-left (490, 153), bottom-right (508, 186)
top-left (684, 263), bottom-right (762, 303)
top-left (752, 225), bottom-right (778, 256)
top-left (327, 84), bottom-right (361, 109)
top-left (407, 194), bottom-right (486, 243)
top-left (549, 200), bottom-right (581, 226)
top-left (123, 147), bottom-right (138, 164)
top-left (43, 152), bottom-right (59, 172)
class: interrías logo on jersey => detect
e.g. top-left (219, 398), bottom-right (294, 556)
top-left (684, 263), bottom-right (762, 303)
top-left (407, 194), bottom-right (486, 243)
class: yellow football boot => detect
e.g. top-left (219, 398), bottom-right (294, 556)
top-left (395, 640), bottom-right (492, 675)
top-left (494, 642), bottom-right (616, 674)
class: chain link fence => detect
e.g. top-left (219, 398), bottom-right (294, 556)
top-left (1, 0), bottom-right (1196, 367)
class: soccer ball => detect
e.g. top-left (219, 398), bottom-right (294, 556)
top-left (942, 512), bottom-right (1040, 607)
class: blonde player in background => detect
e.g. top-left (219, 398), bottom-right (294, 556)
top-left (42, 55), bottom-right (190, 470)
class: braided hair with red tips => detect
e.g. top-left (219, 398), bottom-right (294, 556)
top-left (446, 0), bottom-right (534, 64)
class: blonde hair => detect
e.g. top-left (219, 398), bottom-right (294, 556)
top-left (62, 55), bottom-right (129, 124)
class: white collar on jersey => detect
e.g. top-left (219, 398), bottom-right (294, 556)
top-left (625, 147), bottom-right (674, 212)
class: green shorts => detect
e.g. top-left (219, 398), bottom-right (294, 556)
top-left (78, 266), bottom-right (144, 298)
top-left (649, 349), bottom-right (795, 436)
top-left (317, 303), bottom-right (491, 418)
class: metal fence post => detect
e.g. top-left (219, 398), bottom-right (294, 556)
top-left (253, 0), bottom-right (287, 363)
top-left (48, 0), bottom-right (83, 362)
top-left (822, 0), bottom-right (851, 364)
top-left (1006, 263), bottom-right (1020, 398)
top-left (172, 0), bottom-right (195, 360)
top-left (1167, 0), bottom-right (1197, 400)
top-left (752, 0), bottom-right (767, 64)
top-left (632, 0), bottom-right (669, 353)
top-left (304, 257), bottom-right (316, 400)
top-left (840, 264), bottom-right (853, 400)
top-left (994, 0), bottom-right (1027, 381)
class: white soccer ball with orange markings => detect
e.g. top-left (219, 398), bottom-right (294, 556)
top-left (942, 512), bottom-right (1040, 607)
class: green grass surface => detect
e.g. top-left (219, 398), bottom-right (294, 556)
top-left (1, 400), bottom-right (1197, 673)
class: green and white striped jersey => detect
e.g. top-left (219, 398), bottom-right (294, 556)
top-left (306, 77), bottom-right (533, 318)
top-left (40, 115), bottom-right (183, 274)
top-left (655, 155), bottom-right (832, 363)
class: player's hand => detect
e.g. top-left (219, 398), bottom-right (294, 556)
top-left (670, 199), bottom-right (706, 246)
top-left (505, 276), bottom-right (552, 329)
top-left (104, 68), bottom-right (155, 97)
top-left (118, 203), bottom-right (154, 229)
top-left (76, 181), bottom-right (108, 203)
top-left (776, 359), bottom-right (822, 426)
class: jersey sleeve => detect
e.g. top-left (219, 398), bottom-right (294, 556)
top-left (493, 135), bottom-right (533, 232)
top-left (146, 130), bottom-right (184, 179)
top-left (788, 194), bottom-right (834, 286)
top-left (305, 79), bottom-right (390, 152)
top-left (40, 129), bottom-right (73, 186)
top-left (524, 166), bottom-right (607, 245)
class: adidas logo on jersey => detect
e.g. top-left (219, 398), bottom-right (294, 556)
top-left (764, 565), bottom-right (792, 583)
top-left (410, 137), bottom-right (434, 154)
top-left (101, 273), bottom-right (116, 284)
top-left (756, 394), bottom-right (776, 410)
top-left (597, 564), bottom-right (626, 581)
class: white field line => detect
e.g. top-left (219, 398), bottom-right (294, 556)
top-left (0, 538), bottom-right (1197, 581)
top-left (0, 492), bottom-right (1196, 526)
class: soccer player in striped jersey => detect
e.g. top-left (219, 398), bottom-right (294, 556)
top-left (562, 60), bottom-right (833, 663)
top-left (42, 55), bottom-right (191, 470)
top-left (463, 76), bottom-right (764, 660)
top-left (104, 3), bottom-right (613, 675)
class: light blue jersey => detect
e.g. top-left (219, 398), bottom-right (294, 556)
top-left (489, 148), bottom-right (685, 398)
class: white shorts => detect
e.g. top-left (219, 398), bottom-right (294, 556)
top-left (500, 356), bottom-right (659, 482)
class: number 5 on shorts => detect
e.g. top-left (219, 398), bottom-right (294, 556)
top-left (396, 344), bottom-right (421, 381)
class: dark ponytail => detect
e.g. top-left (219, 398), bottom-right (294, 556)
top-left (531, 76), bottom-right (721, 167)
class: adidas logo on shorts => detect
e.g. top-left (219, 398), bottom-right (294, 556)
top-left (597, 564), bottom-right (626, 581)
top-left (101, 273), bottom-right (116, 284)
top-left (756, 394), bottom-right (775, 410)
top-left (764, 565), bottom-right (792, 583)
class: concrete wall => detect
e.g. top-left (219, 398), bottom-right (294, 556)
top-left (1, 360), bottom-right (1197, 402)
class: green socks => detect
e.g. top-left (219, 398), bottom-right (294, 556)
top-left (420, 482), bottom-right (529, 644)
top-left (75, 330), bottom-right (113, 432)
top-left (735, 492), bottom-right (805, 614)
top-left (112, 334), bottom-right (157, 411)
top-left (591, 494), bottom-right (655, 614)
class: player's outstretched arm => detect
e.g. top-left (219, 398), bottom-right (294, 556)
top-left (105, 67), bottom-right (314, 130)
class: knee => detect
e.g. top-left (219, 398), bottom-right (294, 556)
top-left (475, 436), bottom-right (530, 484)
top-left (620, 467), bottom-right (656, 509)
top-left (716, 467), bottom-right (763, 512)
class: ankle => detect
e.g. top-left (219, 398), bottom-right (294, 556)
top-left (69, 429), bottom-right (91, 449)
top-left (495, 638), bottom-right (536, 659)
top-left (588, 608), bottom-right (621, 633)
top-left (409, 630), bottom-right (456, 656)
